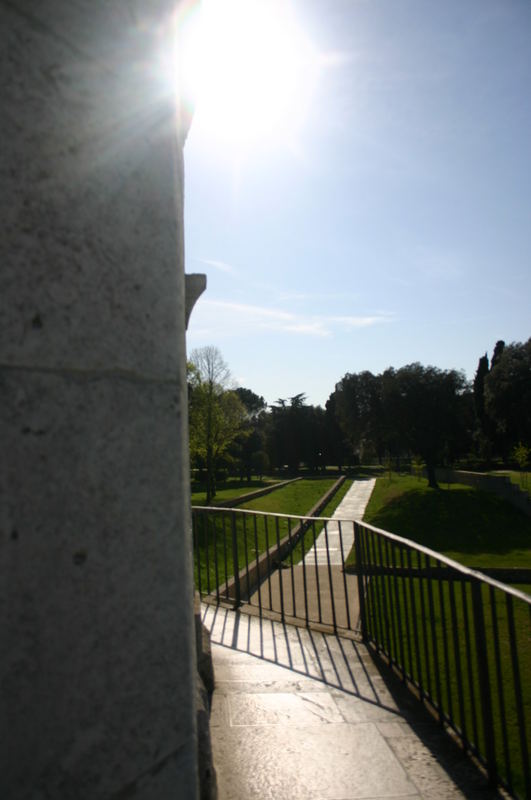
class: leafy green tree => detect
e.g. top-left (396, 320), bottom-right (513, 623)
top-left (230, 387), bottom-right (267, 481)
top-left (188, 346), bottom-right (247, 502)
top-left (484, 338), bottom-right (531, 458)
top-left (324, 392), bottom-right (349, 470)
top-left (473, 353), bottom-right (489, 427)
top-left (491, 339), bottom-right (505, 369)
top-left (251, 450), bottom-right (270, 479)
top-left (333, 371), bottom-right (383, 463)
top-left (390, 364), bottom-right (469, 488)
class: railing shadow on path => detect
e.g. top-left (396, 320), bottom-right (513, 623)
top-left (202, 603), bottom-right (506, 800)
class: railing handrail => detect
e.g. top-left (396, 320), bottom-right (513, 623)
top-left (193, 506), bottom-right (531, 605)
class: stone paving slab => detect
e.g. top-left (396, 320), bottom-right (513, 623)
top-left (204, 604), bottom-right (503, 800)
top-left (247, 564), bottom-right (360, 631)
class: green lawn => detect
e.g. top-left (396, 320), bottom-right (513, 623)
top-left (239, 477), bottom-right (338, 514)
top-left (359, 473), bottom-right (531, 570)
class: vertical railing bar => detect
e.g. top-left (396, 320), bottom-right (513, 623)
top-left (461, 580), bottom-right (479, 752)
top-left (407, 548), bottom-right (422, 695)
top-left (230, 512), bottom-right (241, 608)
top-left (193, 512), bottom-right (202, 597)
top-left (506, 593), bottom-right (530, 797)
top-left (364, 528), bottom-right (379, 646)
top-left (311, 519), bottom-right (323, 624)
top-left (399, 545), bottom-right (413, 681)
top-left (204, 512), bottom-right (212, 596)
top-left (437, 559), bottom-right (453, 722)
top-left (369, 531), bottom-right (384, 651)
top-left (385, 537), bottom-right (399, 667)
top-left (377, 535), bottom-right (392, 659)
top-left (471, 579), bottom-right (497, 786)
top-left (448, 577), bottom-right (467, 746)
top-left (288, 517), bottom-right (296, 618)
top-left (391, 540), bottom-right (406, 680)
top-left (275, 515), bottom-right (285, 621)
top-left (221, 512), bottom-right (229, 598)
top-left (489, 586), bottom-right (512, 791)
top-left (426, 554), bottom-right (443, 719)
top-left (338, 520), bottom-right (352, 631)
top-left (301, 514), bottom-right (309, 626)
top-left (363, 530), bottom-right (377, 647)
top-left (242, 513), bottom-right (250, 601)
top-left (354, 522), bottom-right (366, 641)
top-left (264, 515), bottom-right (273, 612)
top-left (213, 512), bottom-right (220, 604)
top-left (253, 514), bottom-right (262, 617)
top-left (417, 550), bottom-right (432, 702)
top-left (323, 520), bottom-right (337, 633)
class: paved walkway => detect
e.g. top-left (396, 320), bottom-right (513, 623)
top-left (303, 478), bottom-right (376, 565)
top-left (246, 480), bottom-right (376, 630)
top-left (205, 604), bottom-right (499, 800)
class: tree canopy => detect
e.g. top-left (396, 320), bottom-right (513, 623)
top-left (188, 338), bottom-right (530, 489)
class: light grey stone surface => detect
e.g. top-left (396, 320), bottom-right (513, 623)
top-left (1, 1), bottom-right (186, 378)
top-left (204, 605), bottom-right (504, 800)
top-left (1, 2), bottom-right (200, 797)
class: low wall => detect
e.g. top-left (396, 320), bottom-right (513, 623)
top-left (213, 475), bottom-right (347, 602)
top-left (434, 468), bottom-right (531, 517)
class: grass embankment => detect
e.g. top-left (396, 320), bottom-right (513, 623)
top-left (191, 476), bottom-right (279, 506)
top-left (359, 473), bottom-right (531, 569)
top-left (193, 477), bottom-right (342, 596)
top-left (352, 473), bottom-right (531, 797)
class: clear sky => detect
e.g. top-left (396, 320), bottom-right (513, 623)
top-left (183, 0), bottom-right (530, 408)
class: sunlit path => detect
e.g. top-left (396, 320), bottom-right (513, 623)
top-left (245, 479), bottom-right (376, 630)
top-left (204, 604), bottom-right (500, 800)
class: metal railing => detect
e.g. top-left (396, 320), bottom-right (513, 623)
top-left (192, 506), bottom-right (358, 632)
top-left (192, 506), bottom-right (531, 798)
top-left (353, 520), bottom-right (530, 799)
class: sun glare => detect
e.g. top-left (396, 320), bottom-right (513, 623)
top-left (178, 0), bottom-right (319, 150)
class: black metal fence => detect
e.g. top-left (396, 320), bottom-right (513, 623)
top-left (192, 506), bottom-right (358, 632)
top-left (353, 520), bottom-right (530, 799)
top-left (192, 506), bottom-right (530, 798)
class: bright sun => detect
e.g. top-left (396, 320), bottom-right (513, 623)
top-left (179, 0), bottom-right (319, 150)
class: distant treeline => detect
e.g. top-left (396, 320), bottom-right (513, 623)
top-left (188, 339), bottom-right (530, 498)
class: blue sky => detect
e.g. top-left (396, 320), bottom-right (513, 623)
top-left (184, 0), bottom-right (530, 408)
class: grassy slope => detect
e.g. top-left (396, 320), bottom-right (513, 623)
top-left (191, 476), bottom-right (279, 505)
top-left (240, 477), bottom-right (338, 515)
top-left (362, 474), bottom-right (531, 569)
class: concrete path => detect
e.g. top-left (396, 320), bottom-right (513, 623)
top-left (303, 478), bottom-right (376, 566)
top-left (205, 604), bottom-right (498, 800)
top-left (246, 480), bottom-right (376, 631)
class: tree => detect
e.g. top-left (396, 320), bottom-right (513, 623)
top-left (235, 387), bottom-right (267, 418)
top-left (484, 338), bottom-right (531, 458)
top-left (231, 388), bottom-right (267, 482)
top-left (473, 353), bottom-right (489, 428)
top-left (390, 364), bottom-right (469, 488)
top-left (251, 450), bottom-right (270, 479)
top-left (188, 346), bottom-right (247, 502)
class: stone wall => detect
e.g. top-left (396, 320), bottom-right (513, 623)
top-left (1, 2), bottom-right (202, 797)
top-left (434, 469), bottom-right (531, 517)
